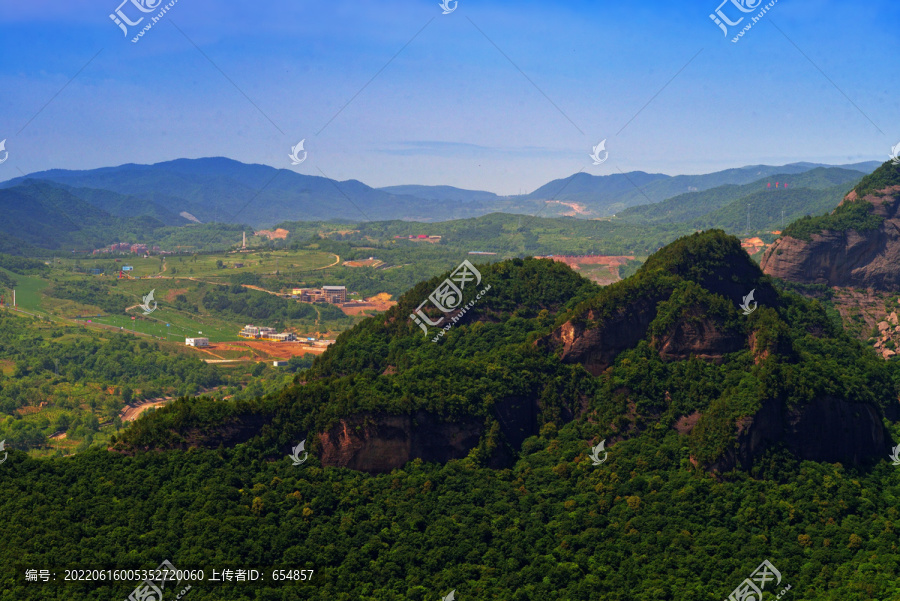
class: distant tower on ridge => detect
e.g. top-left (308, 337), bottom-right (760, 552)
top-left (242, 231), bottom-right (246, 249)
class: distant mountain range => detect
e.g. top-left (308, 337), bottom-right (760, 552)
top-left (617, 167), bottom-right (866, 229)
top-left (0, 158), bottom-right (881, 252)
top-left (523, 161), bottom-right (880, 216)
top-left (377, 184), bottom-right (502, 203)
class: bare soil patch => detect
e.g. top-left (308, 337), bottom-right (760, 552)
top-left (255, 228), bottom-right (290, 240)
top-left (120, 399), bottom-right (172, 422)
top-left (164, 288), bottom-right (189, 302)
top-left (340, 301), bottom-right (397, 315)
top-left (549, 255), bottom-right (635, 285)
top-left (344, 259), bottom-right (383, 267)
top-left (239, 340), bottom-right (327, 358)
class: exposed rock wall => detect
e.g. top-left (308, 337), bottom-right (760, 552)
top-left (542, 293), bottom-right (667, 376)
top-left (706, 396), bottom-right (891, 472)
top-left (654, 310), bottom-right (745, 361)
top-left (318, 411), bottom-right (483, 473)
top-left (761, 187), bottom-right (900, 289)
top-left (317, 395), bottom-right (547, 473)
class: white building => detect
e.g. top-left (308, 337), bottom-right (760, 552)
top-left (185, 337), bottom-right (209, 347)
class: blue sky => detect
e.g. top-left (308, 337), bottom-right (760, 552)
top-left (0, 0), bottom-right (897, 194)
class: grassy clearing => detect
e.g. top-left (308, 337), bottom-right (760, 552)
top-left (162, 249), bottom-right (337, 279)
top-left (0, 268), bottom-right (48, 312)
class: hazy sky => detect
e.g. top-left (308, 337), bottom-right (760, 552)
top-left (0, 0), bottom-right (897, 194)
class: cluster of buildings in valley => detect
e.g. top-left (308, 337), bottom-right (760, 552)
top-left (185, 326), bottom-right (336, 349)
top-left (290, 285), bottom-right (347, 304)
top-left (92, 242), bottom-right (162, 256)
top-left (238, 325), bottom-right (299, 342)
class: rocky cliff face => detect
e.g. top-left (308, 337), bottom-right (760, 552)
top-left (653, 308), bottom-right (745, 362)
top-left (541, 293), bottom-right (667, 376)
top-left (761, 186), bottom-right (900, 289)
top-left (702, 396), bottom-right (892, 472)
top-left (317, 394), bottom-right (545, 473)
top-left (318, 411), bottom-right (483, 473)
top-left (544, 297), bottom-right (749, 373)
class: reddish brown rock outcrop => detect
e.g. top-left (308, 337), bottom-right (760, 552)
top-left (541, 293), bottom-right (667, 376)
top-left (653, 310), bottom-right (744, 361)
top-left (761, 186), bottom-right (900, 289)
top-left (317, 394), bottom-right (550, 473)
top-left (318, 411), bottom-right (483, 473)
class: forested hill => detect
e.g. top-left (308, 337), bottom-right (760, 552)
top-left (0, 180), bottom-right (176, 254)
top-left (4, 230), bottom-right (900, 599)
top-left (616, 167), bottom-right (864, 226)
top-left (117, 230), bottom-right (899, 473)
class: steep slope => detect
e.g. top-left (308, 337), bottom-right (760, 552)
top-left (115, 231), bottom-right (896, 476)
top-left (761, 160), bottom-right (900, 289)
top-left (541, 231), bottom-right (893, 471)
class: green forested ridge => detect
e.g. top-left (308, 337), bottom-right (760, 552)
top-left (691, 185), bottom-right (850, 233)
top-left (0, 182), bottom-right (175, 253)
top-left (780, 161), bottom-right (900, 241)
top-left (852, 159), bottom-right (900, 198)
top-left (617, 167), bottom-right (863, 225)
top-left (0, 254), bottom-right (50, 275)
top-left (781, 198), bottom-right (885, 241)
top-left (3, 231), bottom-right (900, 599)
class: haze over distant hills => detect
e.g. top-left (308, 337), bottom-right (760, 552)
top-left (0, 158), bottom-right (880, 246)
top-left (617, 167), bottom-right (866, 229)
top-left (524, 161), bottom-right (881, 216)
top-left (377, 185), bottom-right (503, 204)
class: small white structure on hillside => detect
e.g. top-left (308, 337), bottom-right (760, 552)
top-left (185, 337), bottom-right (209, 347)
